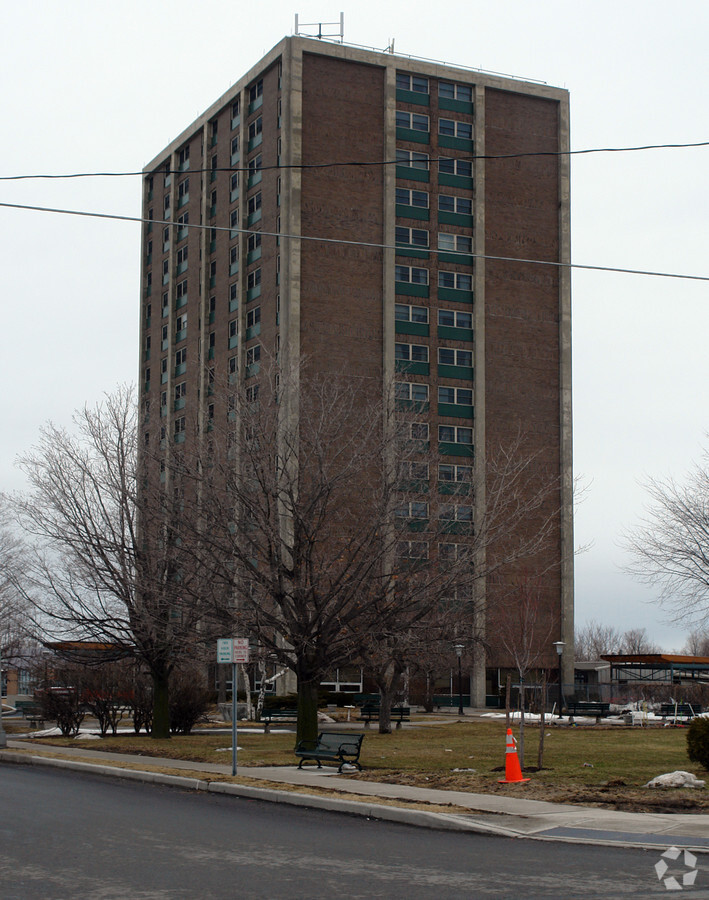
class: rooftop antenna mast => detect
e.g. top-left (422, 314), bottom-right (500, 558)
top-left (294, 12), bottom-right (344, 43)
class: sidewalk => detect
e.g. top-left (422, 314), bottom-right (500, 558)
top-left (2, 738), bottom-right (709, 852)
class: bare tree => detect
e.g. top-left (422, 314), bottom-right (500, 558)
top-left (626, 454), bottom-right (709, 627)
top-left (10, 386), bottom-right (230, 739)
top-left (619, 627), bottom-right (660, 655)
top-left (574, 620), bottom-right (623, 660)
top-left (684, 628), bottom-right (709, 657)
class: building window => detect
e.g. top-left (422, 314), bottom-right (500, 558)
top-left (439, 386), bottom-right (472, 406)
top-left (247, 193), bottom-right (262, 216)
top-left (438, 233), bottom-right (473, 254)
top-left (178, 144), bottom-right (190, 168)
top-left (439, 82), bottom-right (473, 102)
top-left (248, 154), bottom-right (262, 176)
top-left (410, 422), bottom-right (429, 440)
top-left (178, 178), bottom-right (189, 200)
top-left (175, 348), bottom-right (187, 367)
top-left (249, 79), bottom-right (263, 103)
top-left (395, 342), bottom-right (429, 363)
top-left (175, 382), bottom-right (186, 402)
top-left (175, 313), bottom-right (187, 335)
top-left (438, 541), bottom-right (471, 560)
top-left (232, 98), bottom-right (240, 119)
top-left (247, 232), bottom-right (261, 254)
top-left (438, 348), bottom-right (472, 367)
top-left (229, 283), bottom-right (238, 304)
top-left (246, 345), bottom-right (261, 367)
top-left (209, 331), bottom-right (216, 349)
top-left (229, 320), bottom-right (238, 339)
top-left (396, 72), bottom-right (428, 94)
top-left (395, 303), bottom-right (428, 323)
top-left (395, 265), bottom-right (428, 285)
top-left (210, 119), bottom-right (218, 140)
top-left (246, 384), bottom-right (259, 403)
top-left (439, 502), bottom-right (472, 521)
top-left (248, 117), bottom-right (262, 141)
top-left (396, 110), bottom-right (429, 132)
top-left (164, 194), bottom-right (171, 212)
top-left (439, 271), bottom-right (472, 291)
top-left (231, 172), bottom-right (240, 193)
top-left (439, 157), bottom-right (472, 178)
top-left (439, 119), bottom-right (473, 140)
top-left (246, 306), bottom-right (261, 329)
top-left (230, 246), bottom-right (239, 266)
top-left (396, 187), bottom-right (429, 208)
top-left (438, 309), bottom-right (472, 329)
top-left (395, 501), bottom-right (429, 519)
top-left (439, 195), bottom-right (472, 215)
top-left (247, 268), bottom-right (261, 290)
top-left (395, 227), bottom-right (429, 249)
top-left (174, 416), bottom-right (186, 436)
top-left (209, 296), bottom-right (216, 315)
top-left (395, 382), bottom-right (429, 402)
top-left (439, 463), bottom-right (472, 483)
top-left (396, 149), bottom-right (429, 171)
top-left (439, 425), bottom-right (473, 445)
top-left (229, 356), bottom-right (238, 375)
top-left (399, 460), bottom-right (429, 481)
top-left (176, 279), bottom-right (188, 300)
top-left (230, 209), bottom-right (239, 232)
top-left (176, 246), bottom-right (188, 266)
top-left (396, 540), bottom-right (429, 559)
top-left (231, 135), bottom-right (240, 157)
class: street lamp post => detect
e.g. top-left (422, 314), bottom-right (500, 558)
top-left (454, 643), bottom-right (465, 716)
top-left (553, 641), bottom-right (565, 719)
top-left (0, 644), bottom-right (7, 748)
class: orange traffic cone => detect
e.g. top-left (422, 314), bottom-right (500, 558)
top-left (498, 727), bottom-right (530, 784)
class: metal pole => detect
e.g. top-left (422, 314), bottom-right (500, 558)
top-left (457, 653), bottom-right (463, 716)
top-left (553, 641), bottom-right (565, 719)
top-left (0, 645), bottom-right (6, 748)
top-left (232, 661), bottom-right (237, 776)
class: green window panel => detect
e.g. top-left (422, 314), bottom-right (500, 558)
top-left (175, 432), bottom-right (186, 444)
top-left (247, 248), bottom-right (262, 265)
top-left (177, 195), bottom-right (189, 209)
top-left (247, 172), bottom-right (262, 189)
top-left (160, 371), bottom-right (168, 384)
top-left (438, 211), bottom-right (474, 227)
top-left (438, 97), bottom-right (474, 114)
top-left (162, 273), bottom-right (170, 285)
top-left (146, 253), bottom-right (152, 265)
top-left (245, 323), bottom-right (261, 341)
top-left (438, 252), bottom-right (474, 266)
top-left (395, 282), bottom-right (429, 298)
top-left (438, 135), bottom-right (474, 152)
top-left (395, 399), bottom-right (430, 413)
top-left (438, 364), bottom-right (474, 380)
top-left (438, 481), bottom-right (471, 496)
top-left (174, 397), bottom-right (186, 411)
top-left (176, 228), bottom-right (188, 242)
top-left (230, 262), bottom-right (239, 276)
top-left (248, 96), bottom-right (263, 115)
top-left (441, 519), bottom-right (473, 534)
top-left (146, 285), bottom-right (152, 296)
top-left (398, 480), bottom-right (430, 493)
top-left (407, 519), bottom-right (429, 533)
top-left (438, 172), bottom-right (474, 190)
top-left (160, 405), bottom-right (167, 417)
top-left (438, 286), bottom-right (474, 303)
top-left (395, 203), bottom-right (429, 221)
top-left (395, 320), bottom-right (429, 337)
top-left (229, 298), bottom-right (239, 313)
top-left (246, 362), bottom-right (260, 378)
top-left (175, 296), bottom-right (187, 310)
top-left (396, 127), bottom-right (430, 144)
top-left (210, 170), bottom-right (217, 184)
top-left (146, 316), bottom-right (151, 328)
top-left (231, 115), bottom-right (240, 130)
top-left (438, 325), bottom-right (473, 342)
top-left (209, 135), bottom-right (217, 148)
top-left (395, 359), bottom-right (429, 376)
top-left (395, 165), bottom-right (429, 183)
top-left (159, 470), bottom-right (166, 483)
top-left (175, 328), bottom-right (187, 343)
top-left (144, 349), bottom-right (151, 362)
top-left (438, 403), bottom-right (474, 419)
top-left (147, 190), bottom-right (154, 201)
top-left (209, 204), bottom-right (217, 218)
top-left (147, 222), bottom-right (153, 233)
top-left (246, 285), bottom-right (261, 302)
top-left (208, 347), bottom-right (215, 359)
top-left (229, 372), bottom-right (239, 385)
top-left (209, 276), bottom-right (216, 288)
top-left (396, 247), bottom-right (429, 260)
top-left (247, 134), bottom-right (263, 152)
top-left (160, 437), bottom-right (168, 450)
top-left (162, 305), bottom-right (169, 318)
top-left (209, 311), bottom-right (215, 324)
top-left (231, 152), bottom-right (240, 167)
top-left (174, 362), bottom-right (186, 377)
top-left (247, 209), bottom-right (262, 226)
top-left (229, 335), bottom-right (238, 349)
top-left (230, 188), bottom-right (239, 203)
top-left (209, 240), bottom-right (216, 253)
top-left (438, 441), bottom-right (474, 458)
top-left (396, 88), bottom-right (430, 106)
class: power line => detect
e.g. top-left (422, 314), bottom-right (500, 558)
top-left (1, 198), bottom-right (708, 284)
top-left (1, 140), bottom-right (708, 182)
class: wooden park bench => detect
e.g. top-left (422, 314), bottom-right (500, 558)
top-left (566, 701), bottom-right (610, 724)
top-left (660, 703), bottom-right (702, 720)
top-left (295, 731), bottom-right (364, 773)
top-left (13, 701), bottom-right (45, 729)
top-left (260, 708), bottom-right (298, 733)
top-left (357, 702), bottom-right (411, 729)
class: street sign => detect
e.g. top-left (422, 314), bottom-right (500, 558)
top-left (217, 638), bottom-right (250, 664)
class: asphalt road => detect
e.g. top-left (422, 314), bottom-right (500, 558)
top-left (0, 764), bottom-right (706, 899)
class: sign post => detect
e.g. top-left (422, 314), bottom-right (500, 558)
top-left (217, 639), bottom-right (250, 775)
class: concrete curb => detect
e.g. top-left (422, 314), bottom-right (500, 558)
top-left (0, 751), bottom-right (516, 838)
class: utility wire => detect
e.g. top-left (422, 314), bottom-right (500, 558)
top-left (1, 199), bottom-right (708, 283)
top-left (1, 140), bottom-right (708, 181)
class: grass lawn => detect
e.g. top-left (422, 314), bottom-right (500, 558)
top-left (18, 717), bottom-right (709, 810)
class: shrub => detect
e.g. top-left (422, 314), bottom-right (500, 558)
top-left (687, 716), bottom-right (709, 769)
top-left (38, 687), bottom-right (85, 737)
top-left (169, 672), bottom-right (211, 734)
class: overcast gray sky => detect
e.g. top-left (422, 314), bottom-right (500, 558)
top-left (1, 0), bottom-right (707, 650)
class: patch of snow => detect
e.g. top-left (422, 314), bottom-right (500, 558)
top-left (645, 771), bottom-right (706, 789)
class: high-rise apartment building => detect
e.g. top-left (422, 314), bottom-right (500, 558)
top-left (138, 36), bottom-right (573, 704)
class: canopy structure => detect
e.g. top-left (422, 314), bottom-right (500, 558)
top-left (601, 654), bottom-right (709, 685)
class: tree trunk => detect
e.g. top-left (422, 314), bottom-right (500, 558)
top-left (152, 668), bottom-right (170, 739)
top-left (518, 680), bottom-right (525, 768)
top-left (238, 664), bottom-right (253, 720)
top-left (377, 664), bottom-right (403, 735)
top-left (505, 672), bottom-right (512, 729)
top-left (296, 677), bottom-right (319, 744)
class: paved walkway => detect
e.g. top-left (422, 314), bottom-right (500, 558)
top-left (2, 738), bottom-right (709, 852)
